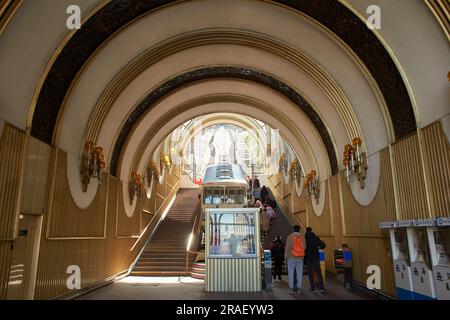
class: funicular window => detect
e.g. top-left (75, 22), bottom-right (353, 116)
top-left (204, 188), bottom-right (224, 205)
top-left (225, 188), bottom-right (245, 204)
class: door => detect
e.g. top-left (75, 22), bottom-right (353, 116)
top-left (6, 215), bottom-right (40, 300)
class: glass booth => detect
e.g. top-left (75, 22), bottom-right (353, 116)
top-left (205, 208), bottom-right (261, 292)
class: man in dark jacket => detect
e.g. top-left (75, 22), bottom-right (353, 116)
top-left (305, 227), bottom-right (326, 293)
top-left (260, 186), bottom-right (269, 204)
top-left (269, 235), bottom-right (285, 281)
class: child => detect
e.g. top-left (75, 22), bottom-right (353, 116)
top-left (342, 243), bottom-right (353, 289)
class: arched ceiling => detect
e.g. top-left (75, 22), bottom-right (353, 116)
top-left (109, 66), bottom-right (338, 176)
top-left (0, 0), bottom-right (448, 209)
top-left (29, 0), bottom-right (416, 143)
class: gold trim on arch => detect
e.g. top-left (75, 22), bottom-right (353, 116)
top-left (264, 0), bottom-right (396, 144)
top-left (26, 0), bottom-right (111, 130)
top-left (338, 0), bottom-right (421, 134)
top-left (123, 92), bottom-right (325, 182)
top-left (0, 0), bottom-right (22, 35)
top-left (424, 0), bottom-right (450, 41)
top-left (81, 28), bottom-right (363, 154)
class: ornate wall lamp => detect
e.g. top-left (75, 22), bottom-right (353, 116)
top-left (304, 170), bottom-right (320, 204)
top-left (145, 160), bottom-right (161, 187)
top-left (129, 171), bottom-right (145, 204)
top-left (278, 153), bottom-right (288, 175)
top-left (162, 153), bottom-right (172, 171)
top-left (80, 141), bottom-right (106, 192)
top-left (343, 137), bottom-right (368, 189)
top-left (288, 159), bottom-right (303, 187)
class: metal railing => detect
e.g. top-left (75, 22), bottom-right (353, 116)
top-left (185, 215), bottom-right (201, 275)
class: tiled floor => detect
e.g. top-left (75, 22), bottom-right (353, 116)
top-left (76, 275), bottom-right (384, 300)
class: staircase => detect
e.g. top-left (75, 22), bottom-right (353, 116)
top-left (262, 204), bottom-right (293, 250)
top-left (261, 189), bottom-right (294, 276)
top-left (131, 189), bottom-right (201, 276)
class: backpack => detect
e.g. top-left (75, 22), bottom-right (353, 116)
top-left (291, 235), bottom-right (305, 257)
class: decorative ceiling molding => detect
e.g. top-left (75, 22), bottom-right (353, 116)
top-left (424, 0), bottom-right (450, 40)
top-left (112, 68), bottom-right (335, 177)
top-left (0, 0), bottom-right (22, 35)
top-left (30, 0), bottom-right (416, 147)
top-left (83, 29), bottom-right (364, 148)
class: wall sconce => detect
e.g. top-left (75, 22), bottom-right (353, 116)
top-left (162, 153), bottom-right (172, 170)
top-left (279, 153), bottom-right (288, 175)
top-left (80, 141), bottom-right (106, 192)
top-left (289, 159), bottom-right (302, 187)
top-left (129, 171), bottom-right (145, 204)
top-left (304, 170), bottom-right (320, 204)
top-left (145, 160), bottom-right (161, 187)
top-left (343, 137), bottom-right (368, 189)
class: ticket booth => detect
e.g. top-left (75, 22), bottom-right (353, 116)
top-left (427, 217), bottom-right (450, 300)
top-left (407, 219), bottom-right (436, 300)
top-left (205, 208), bottom-right (261, 292)
top-left (380, 221), bottom-right (414, 299)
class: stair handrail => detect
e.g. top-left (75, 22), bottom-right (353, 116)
top-left (185, 215), bottom-right (200, 275)
top-left (261, 176), bottom-right (305, 230)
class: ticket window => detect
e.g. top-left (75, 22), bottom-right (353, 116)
top-left (433, 229), bottom-right (450, 267)
top-left (394, 229), bottom-right (410, 264)
top-left (411, 228), bottom-right (432, 269)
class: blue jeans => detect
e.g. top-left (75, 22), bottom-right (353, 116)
top-left (287, 258), bottom-right (304, 289)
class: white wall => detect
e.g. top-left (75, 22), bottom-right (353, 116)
top-left (344, 0), bottom-right (450, 127)
top-left (0, 0), bottom-right (99, 129)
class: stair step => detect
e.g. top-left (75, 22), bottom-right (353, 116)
top-left (191, 272), bottom-right (206, 279)
top-left (132, 189), bottom-right (202, 275)
top-left (130, 271), bottom-right (187, 276)
top-left (136, 261), bottom-right (189, 266)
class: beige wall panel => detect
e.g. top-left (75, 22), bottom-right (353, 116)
top-left (422, 122), bottom-right (450, 217)
top-left (342, 236), bottom-right (395, 297)
top-left (292, 190), bottom-right (306, 214)
top-left (33, 155), bottom-right (180, 299)
top-left (392, 134), bottom-right (429, 219)
top-left (0, 241), bottom-right (12, 299)
top-left (0, 124), bottom-right (25, 239)
top-left (116, 184), bottom-right (140, 237)
top-left (47, 151), bottom-right (106, 238)
top-left (20, 136), bottom-right (51, 215)
top-left (341, 148), bottom-right (396, 235)
top-left (269, 174), bottom-right (282, 197)
top-left (282, 180), bottom-right (293, 211)
top-left (306, 180), bottom-right (333, 236)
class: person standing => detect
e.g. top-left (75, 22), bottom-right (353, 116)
top-left (270, 235), bottom-right (285, 281)
top-left (305, 227), bottom-right (326, 293)
top-left (342, 243), bottom-right (353, 289)
top-left (261, 208), bottom-right (271, 241)
top-left (285, 225), bottom-right (305, 294)
top-left (260, 186), bottom-right (269, 204)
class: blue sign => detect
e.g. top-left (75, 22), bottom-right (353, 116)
top-left (264, 250), bottom-right (271, 268)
